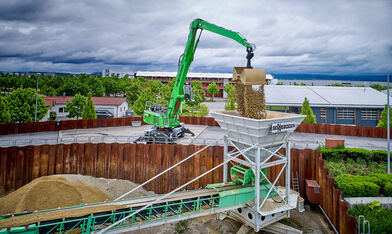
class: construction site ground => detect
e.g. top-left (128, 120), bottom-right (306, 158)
top-left (0, 124), bottom-right (388, 150)
top-left (0, 174), bottom-right (332, 234)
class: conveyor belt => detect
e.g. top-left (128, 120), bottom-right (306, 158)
top-left (0, 183), bottom-right (245, 233)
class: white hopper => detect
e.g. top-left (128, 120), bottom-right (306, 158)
top-left (211, 110), bottom-right (305, 161)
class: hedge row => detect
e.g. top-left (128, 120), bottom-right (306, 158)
top-left (318, 147), bottom-right (387, 163)
top-left (335, 173), bottom-right (392, 197)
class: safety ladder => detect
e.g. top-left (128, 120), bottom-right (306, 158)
top-left (292, 172), bottom-right (299, 193)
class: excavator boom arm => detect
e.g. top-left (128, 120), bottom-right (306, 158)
top-left (143, 19), bottom-right (254, 129)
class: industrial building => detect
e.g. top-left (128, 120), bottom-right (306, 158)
top-left (264, 85), bottom-right (391, 127)
top-left (135, 71), bottom-right (274, 98)
top-left (102, 69), bottom-right (134, 78)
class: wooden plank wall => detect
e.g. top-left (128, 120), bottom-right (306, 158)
top-left (0, 117), bottom-right (219, 135)
top-left (0, 143), bottom-right (356, 233)
top-left (0, 117), bottom-right (389, 139)
top-left (295, 122), bottom-right (390, 139)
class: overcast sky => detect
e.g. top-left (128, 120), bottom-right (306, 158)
top-left (0, 0), bottom-right (391, 75)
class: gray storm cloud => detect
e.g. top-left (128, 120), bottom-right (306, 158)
top-left (0, 0), bottom-right (391, 75)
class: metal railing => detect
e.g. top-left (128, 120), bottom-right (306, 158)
top-left (0, 135), bottom-right (323, 148)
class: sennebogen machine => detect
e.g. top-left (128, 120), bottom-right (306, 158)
top-left (135, 18), bottom-right (260, 143)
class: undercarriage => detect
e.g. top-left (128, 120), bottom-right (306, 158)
top-left (134, 124), bottom-right (194, 144)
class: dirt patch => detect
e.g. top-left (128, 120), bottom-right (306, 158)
top-left (279, 205), bottom-right (334, 234)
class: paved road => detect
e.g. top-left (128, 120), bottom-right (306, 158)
top-left (0, 125), bottom-right (388, 150)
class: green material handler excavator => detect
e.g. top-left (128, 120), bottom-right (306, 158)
top-left (135, 18), bottom-right (255, 143)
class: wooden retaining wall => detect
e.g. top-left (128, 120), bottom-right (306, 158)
top-left (0, 116), bottom-right (389, 139)
top-left (0, 143), bottom-right (356, 233)
top-left (295, 122), bottom-right (390, 139)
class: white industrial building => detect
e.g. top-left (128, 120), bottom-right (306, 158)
top-left (102, 69), bottom-right (134, 78)
top-left (264, 85), bottom-right (391, 127)
top-left (44, 96), bottom-right (129, 120)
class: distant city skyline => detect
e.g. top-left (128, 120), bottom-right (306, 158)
top-left (0, 0), bottom-right (391, 75)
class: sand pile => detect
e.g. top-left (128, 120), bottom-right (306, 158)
top-left (0, 176), bottom-right (110, 215)
top-left (53, 174), bottom-right (154, 199)
top-left (235, 82), bottom-right (266, 119)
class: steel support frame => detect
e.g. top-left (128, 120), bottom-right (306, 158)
top-left (223, 137), bottom-right (291, 216)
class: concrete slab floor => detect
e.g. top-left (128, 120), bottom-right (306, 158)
top-left (0, 124), bottom-right (389, 150)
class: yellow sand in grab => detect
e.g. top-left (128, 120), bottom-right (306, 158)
top-left (233, 67), bottom-right (267, 119)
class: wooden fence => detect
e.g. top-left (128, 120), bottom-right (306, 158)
top-left (0, 116), bottom-right (219, 135)
top-left (295, 122), bottom-right (390, 139)
top-left (0, 143), bottom-right (356, 233)
top-left (0, 116), bottom-right (389, 139)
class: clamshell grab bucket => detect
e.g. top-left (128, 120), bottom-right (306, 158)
top-left (233, 67), bottom-right (267, 85)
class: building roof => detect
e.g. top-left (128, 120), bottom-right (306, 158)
top-left (45, 96), bottom-right (128, 107)
top-left (381, 89), bottom-right (392, 96)
top-left (136, 71), bottom-right (274, 80)
top-left (265, 85), bottom-right (392, 108)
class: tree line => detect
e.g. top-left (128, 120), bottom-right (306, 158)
top-left (0, 73), bottom-right (132, 97)
top-left (0, 74), bottom-right (221, 123)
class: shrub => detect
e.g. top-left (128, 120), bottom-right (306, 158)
top-left (318, 147), bottom-right (387, 163)
top-left (385, 183), bottom-right (392, 197)
top-left (175, 220), bottom-right (190, 233)
top-left (197, 104), bottom-right (209, 117)
top-left (335, 174), bottom-right (380, 197)
top-left (349, 203), bottom-right (392, 234)
top-left (48, 111), bottom-right (57, 121)
top-left (368, 173), bottom-right (392, 187)
top-left (371, 150), bottom-right (388, 162)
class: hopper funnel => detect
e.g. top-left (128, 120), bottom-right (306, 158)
top-left (211, 111), bottom-right (305, 161)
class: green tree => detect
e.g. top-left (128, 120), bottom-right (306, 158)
top-left (0, 96), bottom-right (11, 123)
top-left (300, 97), bottom-right (316, 123)
top-left (224, 83), bottom-right (236, 110)
top-left (160, 79), bottom-right (175, 101)
top-left (133, 88), bottom-right (156, 115)
top-left (48, 112), bottom-right (57, 121)
top-left (65, 93), bottom-right (86, 120)
top-left (192, 81), bottom-right (205, 105)
top-left (207, 82), bottom-right (219, 101)
top-left (85, 76), bottom-right (105, 96)
top-left (184, 81), bottom-right (205, 115)
top-left (125, 77), bottom-right (149, 105)
top-left (5, 88), bottom-right (49, 123)
top-left (125, 81), bottom-right (142, 105)
top-left (82, 92), bottom-right (97, 119)
top-left (377, 104), bottom-right (392, 128)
